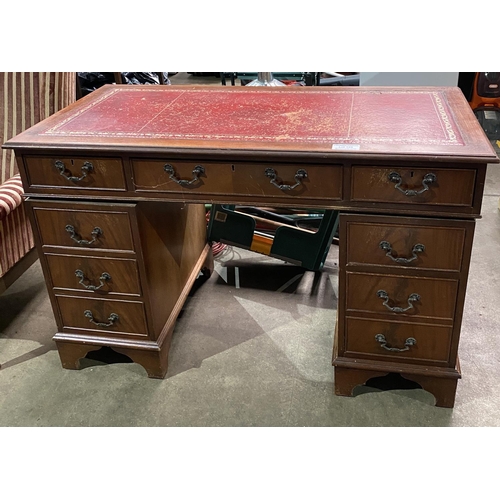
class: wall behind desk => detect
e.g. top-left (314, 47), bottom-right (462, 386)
top-left (360, 72), bottom-right (459, 86)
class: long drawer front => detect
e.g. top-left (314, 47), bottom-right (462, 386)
top-left (131, 159), bottom-right (343, 201)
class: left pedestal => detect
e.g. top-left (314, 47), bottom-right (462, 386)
top-left (27, 198), bottom-right (209, 378)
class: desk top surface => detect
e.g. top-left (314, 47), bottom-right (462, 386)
top-left (5, 85), bottom-right (499, 162)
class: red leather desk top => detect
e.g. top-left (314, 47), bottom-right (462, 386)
top-left (5, 85), bottom-right (499, 162)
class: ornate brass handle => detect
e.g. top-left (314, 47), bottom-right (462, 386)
top-left (379, 241), bottom-right (425, 264)
top-left (377, 290), bottom-right (420, 313)
top-left (388, 172), bottom-right (436, 196)
top-left (265, 168), bottom-right (307, 191)
top-left (84, 310), bottom-right (119, 328)
top-left (65, 225), bottom-right (102, 245)
top-left (75, 270), bottom-right (111, 291)
top-left (163, 164), bottom-right (205, 186)
top-left (54, 160), bottom-right (93, 182)
top-left (375, 334), bottom-right (417, 352)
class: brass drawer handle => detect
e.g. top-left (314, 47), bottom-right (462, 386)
top-left (163, 164), bottom-right (205, 186)
top-left (84, 310), bottom-right (119, 328)
top-left (65, 225), bottom-right (102, 245)
top-left (388, 171), bottom-right (436, 196)
top-left (265, 168), bottom-right (307, 191)
top-left (377, 289), bottom-right (420, 313)
top-left (55, 160), bottom-right (93, 182)
top-left (379, 241), bottom-right (425, 264)
top-left (75, 270), bottom-right (111, 291)
top-left (375, 334), bottom-right (417, 352)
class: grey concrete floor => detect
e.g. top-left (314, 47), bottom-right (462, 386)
top-left (1, 80), bottom-right (499, 426)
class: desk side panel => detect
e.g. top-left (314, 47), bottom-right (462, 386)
top-left (135, 202), bottom-right (208, 340)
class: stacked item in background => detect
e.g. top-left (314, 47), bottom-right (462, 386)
top-left (207, 205), bottom-right (339, 271)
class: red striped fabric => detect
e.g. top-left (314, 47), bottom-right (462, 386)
top-left (1, 72), bottom-right (76, 184)
top-left (0, 201), bottom-right (35, 277)
top-left (0, 174), bottom-right (23, 219)
top-left (0, 72), bottom-right (76, 278)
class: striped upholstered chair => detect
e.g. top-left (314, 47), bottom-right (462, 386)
top-left (0, 72), bottom-right (76, 293)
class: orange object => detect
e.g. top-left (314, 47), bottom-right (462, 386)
top-left (250, 232), bottom-right (273, 255)
top-left (469, 73), bottom-right (500, 111)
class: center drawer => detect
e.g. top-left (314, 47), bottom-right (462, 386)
top-left (131, 159), bottom-right (343, 200)
top-left (346, 271), bottom-right (458, 321)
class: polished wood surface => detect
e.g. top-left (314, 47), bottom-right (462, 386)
top-left (345, 317), bottom-right (453, 363)
top-left (56, 294), bottom-right (149, 337)
top-left (132, 159), bottom-right (343, 201)
top-left (135, 202), bottom-right (208, 339)
top-left (4, 85), bottom-right (498, 405)
top-left (24, 156), bottom-right (126, 191)
top-left (33, 203), bottom-right (135, 251)
top-left (332, 319), bottom-right (461, 407)
top-left (351, 166), bottom-right (477, 207)
top-left (333, 365), bottom-right (459, 408)
top-left (346, 272), bottom-right (458, 321)
top-left (45, 253), bottom-right (141, 296)
top-left (346, 217), bottom-right (466, 271)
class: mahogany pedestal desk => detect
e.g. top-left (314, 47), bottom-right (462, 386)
top-left (4, 85), bottom-right (498, 408)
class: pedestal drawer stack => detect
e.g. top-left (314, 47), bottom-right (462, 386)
top-left (30, 200), bottom-right (148, 338)
top-left (27, 197), bottom-right (209, 378)
top-left (335, 213), bottom-right (476, 407)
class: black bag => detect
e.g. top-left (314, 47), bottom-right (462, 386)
top-left (77, 72), bottom-right (170, 97)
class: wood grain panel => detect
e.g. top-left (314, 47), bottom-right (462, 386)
top-left (345, 317), bottom-right (452, 363)
top-left (45, 253), bottom-right (141, 296)
top-left (351, 166), bottom-right (476, 207)
top-left (25, 156), bottom-right (126, 190)
top-left (132, 159), bottom-right (342, 200)
top-left (132, 159), bottom-right (233, 194)
top-left (135, 201), bottom-right (208, 339)
top-left (231, 162), bottom-right (342, 200)
top-left (346, 271), bottom-right (458, 321)
top-left (56, 295), bottom-right (148, 336)
top-left (346, 220), bottom-right (466, 271)
top-left (33, 206), bottom-right (134, 251)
